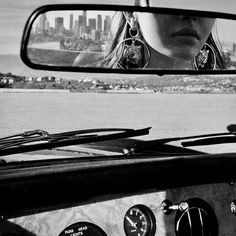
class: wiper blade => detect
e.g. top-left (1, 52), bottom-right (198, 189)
top-left (0, 127), bottom-right (151, 157)
top-left (182, 136), bottom-right (236, 147)
top-left (123, 125), bottom-right (236, 155)
top-left (0, 130), bottom-right (50, 149)
top-left (182, 124), bottom-right (236, 147)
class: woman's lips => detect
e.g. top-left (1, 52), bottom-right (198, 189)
top-left (171, 28), bottom-right (200, 40)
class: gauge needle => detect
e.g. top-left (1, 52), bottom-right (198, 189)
top-left (126, 216), bottom-right (137, 228)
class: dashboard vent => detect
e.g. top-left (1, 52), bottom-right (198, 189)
top-left (175, 198), bottom-right (218, 236)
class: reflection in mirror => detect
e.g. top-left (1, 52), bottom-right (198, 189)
top-left (27, 10), bottom-right (236, 70)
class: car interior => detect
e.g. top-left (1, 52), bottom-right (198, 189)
top-left (1, 2), bottom-right (236, 236)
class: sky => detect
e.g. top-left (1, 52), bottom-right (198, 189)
top-left (38, 11), bottom-right (114, 30)
top-left (0, 0), bottom-right (129, 54)
top-left (1, 0), bottom-right (236, 54)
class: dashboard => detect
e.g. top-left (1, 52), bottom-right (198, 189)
top-left (2, 182), bottom-right (236, 236)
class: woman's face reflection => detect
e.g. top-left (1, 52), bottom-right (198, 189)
top-left (136, 13), bottom-right (216, 60)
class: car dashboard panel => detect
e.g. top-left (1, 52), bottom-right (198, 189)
top-left (1, 182), bottom-right (236, 236)
top-left (1, 153), bottom-right (236, 236)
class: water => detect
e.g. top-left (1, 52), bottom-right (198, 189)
top-left (1, 92), bottom-right (236, 153)
top-left (30, 42), bottom-right (60, 50)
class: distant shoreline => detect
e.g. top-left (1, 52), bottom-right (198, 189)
top-left (0, 88), bottom-right (154, 94)
top-left (0, 88), bottom-right (235, 94)
top-left (0, 88), bottom-right (70, 93)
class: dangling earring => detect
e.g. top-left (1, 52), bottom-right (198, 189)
top-left (193, 43), bottom-right (217, 70)
top-left (116, 16), bottom-right (150, 69)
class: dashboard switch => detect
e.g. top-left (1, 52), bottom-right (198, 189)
top-left (230, 200), bottom-right (236, 214)
top-left (161, 200), bottom-right (189, 215)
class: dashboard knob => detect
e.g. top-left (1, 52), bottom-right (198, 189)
top-left (175, 198), bottom-right (218, 236)
top-left (161, 200), bottom-right (189, 215)
top-left (161, 199), bottom-right (173, 215)
top-left (230, 200), bottom-right (236, 214)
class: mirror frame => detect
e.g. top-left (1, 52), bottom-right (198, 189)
top-left (20, 4), bottom-right (236, 75)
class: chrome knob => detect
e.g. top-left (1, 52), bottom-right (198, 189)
top-left (231, 200), bottom-right (236, 214)
top-left (161, 199), bottom-right (189, 215)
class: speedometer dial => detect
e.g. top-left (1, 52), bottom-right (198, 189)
top-left (124, 205), bottom-right (156, 236)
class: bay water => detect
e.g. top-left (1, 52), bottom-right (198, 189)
top-left (1, 92), bottom-right (236, 153)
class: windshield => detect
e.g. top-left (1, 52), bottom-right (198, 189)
top-left (1, 0), bottom-right (236, 161)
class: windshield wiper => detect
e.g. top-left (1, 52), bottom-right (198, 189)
top-left (181, 125), bottom-right (236, 147)
top-left (123, 125), bottom-right (236, 155)
top-left (181, 136), bottom-right (236, 147)
top-left (0, 127), bottom-right (151, 157)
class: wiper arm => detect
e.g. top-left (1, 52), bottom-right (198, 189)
top-left (0, 127), bottom-right (151, 157)
top-left (182, 124), bottom-right (236, 147)
top-left (182, 136), bottom-right (236, 147)
top-left (0, 130), bottom-right (50, 149)
top-left (123, 125), bottom-right (236, 155)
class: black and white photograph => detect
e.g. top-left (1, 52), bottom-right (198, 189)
top-left (1, 0), bottom-right (236, 235)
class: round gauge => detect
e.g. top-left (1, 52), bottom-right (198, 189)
top-left (59, 222), bottom-right (107, 236)
top-left (124, 204), bottom-right (156, 236)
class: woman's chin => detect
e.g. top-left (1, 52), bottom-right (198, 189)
top-left (170, 49), bottom-right (199, 61)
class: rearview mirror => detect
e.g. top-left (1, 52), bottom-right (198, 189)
top-left (21, 5), bottom-right (236, 74)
